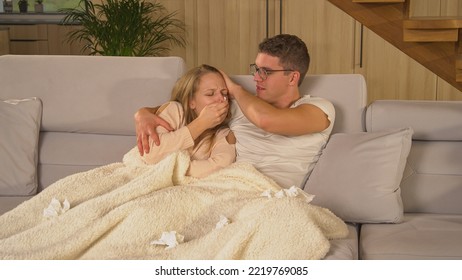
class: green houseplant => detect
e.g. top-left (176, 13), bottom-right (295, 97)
top-left (35, 0), bottom-right (44, 13)
top-left (18, 0), bottom-right (28, 13)
top-left (60, 0), bottom-right (186, 56)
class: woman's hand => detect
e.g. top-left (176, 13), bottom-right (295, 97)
top-left (187, 101), bottom-right (229, 140)
top-left (134, 107), bottom-right (173, 156)
top-left (197, 102), bottom-right (229, 128)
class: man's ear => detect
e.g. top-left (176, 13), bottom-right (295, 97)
top-left (289, 71), bottom-right (300, 86)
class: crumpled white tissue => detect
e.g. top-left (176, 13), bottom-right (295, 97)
top-left (260, 189), bottom-right (273, 198)
top-left (275, 190), bottom-right (286, 198)
top-left (215, 215), bottom-right (230, 229)
top-left (43, 198), bottom-right (70, 218)
top-left (261, 186), bottom-right (315, 203)
top-left (151, 231), bottom-right (184, 249)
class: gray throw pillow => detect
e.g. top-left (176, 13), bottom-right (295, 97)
top-left (304, 127), bottom-right (413, 223)
top-left (0, 97), bottom-right (42, 196)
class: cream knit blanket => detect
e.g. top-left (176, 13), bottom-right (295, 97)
top-left (0, 148), bottom-right (348, 260)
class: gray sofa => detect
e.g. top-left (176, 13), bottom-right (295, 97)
top-left (1, 55), bottom-right (461, 260)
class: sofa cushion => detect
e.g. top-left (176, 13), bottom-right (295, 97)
top-left (366, 100), bottom-right (462, 141)
top-left (360, 213), bottom-right (462, 259)
top-left (401, 141), bottom-right (462, 214)
top-left (323, 223), bottom-right (359, 260)
top-left (367, 100), bottom-right (462, 215)
top-left (304, 127), bottom-right (413, 223)
top-left (0, 196), bottom-right (33, 216)
top-left (0, 97), bottom-right (42, 196)
top-left (38, 132), bottom-right (136, 191)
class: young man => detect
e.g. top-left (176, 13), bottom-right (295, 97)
top-left (135, 34), bottom-right (335, 188)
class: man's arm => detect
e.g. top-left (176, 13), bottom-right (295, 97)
top-left (134, 106), bottom-right (173, 156)
top-left (232, 88), bottom-right (330, 135)
top-left (221, 72), bottom-right (330, 136)
top-left (134, 101), bottom-right (229, 156)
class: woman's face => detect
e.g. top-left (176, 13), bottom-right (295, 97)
top-left (189, 72), bottom-right (229, 115)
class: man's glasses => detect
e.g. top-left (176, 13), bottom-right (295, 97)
top-left (250, 64), bottom-right (293, 80)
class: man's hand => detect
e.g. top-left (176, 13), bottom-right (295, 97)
top-left (219, 70), bottom-right (240, 99)
top-left (134, 107), bottom-right (173, 156)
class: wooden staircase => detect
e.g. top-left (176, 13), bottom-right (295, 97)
top-left (327, 0), bottom-right (462, 92)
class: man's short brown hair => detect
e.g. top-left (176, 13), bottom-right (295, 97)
top-left (258, 34), bottom-right (310, 86)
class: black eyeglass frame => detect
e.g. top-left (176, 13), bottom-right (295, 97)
top-left (249, 64), bottom-right (294, 80)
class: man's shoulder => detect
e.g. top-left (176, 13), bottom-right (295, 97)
top-left (296, 95), bottom-right (335, 117)
top-left (230, 100), bottom-right (243, 119)
top-left (296, 95), bottom-right (332, 105)
top-left (295, 95), bottom-right (333, 108)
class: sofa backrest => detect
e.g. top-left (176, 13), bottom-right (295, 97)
top-left (0, 55), bottom-right (186, 135)
top-left (231, 74), bottom-right (368, 134)
top-left (0, 55), bottom-right (186, 190)
top-left (366, 100), bottom-right (462, 214)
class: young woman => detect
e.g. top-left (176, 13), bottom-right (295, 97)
top-left (141, 64), bottom-right (236, 178)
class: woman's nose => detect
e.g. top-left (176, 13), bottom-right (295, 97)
top-left (214, 94), bottom-right (226, 103)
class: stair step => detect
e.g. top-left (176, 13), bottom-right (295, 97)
top-left (456, 67), bottom-right (462, 82)
top-left (456, 58), bottom-right (462, 70)
top-left (352, 0), bottom-right (404, 2)
top-left (403, 17), bottom-right (462, 42)
top-left (404, 17), bottom-right (462, 29)
top-left (403, 29), bottom-right (459, 42)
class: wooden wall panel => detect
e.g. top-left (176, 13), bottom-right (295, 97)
top-left (441, 0), bottom-right (462, 16)
top-left (0, 28), bottom-right (9, 55)
top-left (47, 25), bottom-right (88, 55)
top-left (409, 0), bottom-right (441, 16)
top-left (9, 41), bottom-right (49, 55)
top-left (359, 27), bottom-right (437, 103)
top-left (282, 0), bottom-right (356, 74)
top-left (160, 0), bottom-right (267, 75)
top-left (438, 79), bottom-right (462, 100)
